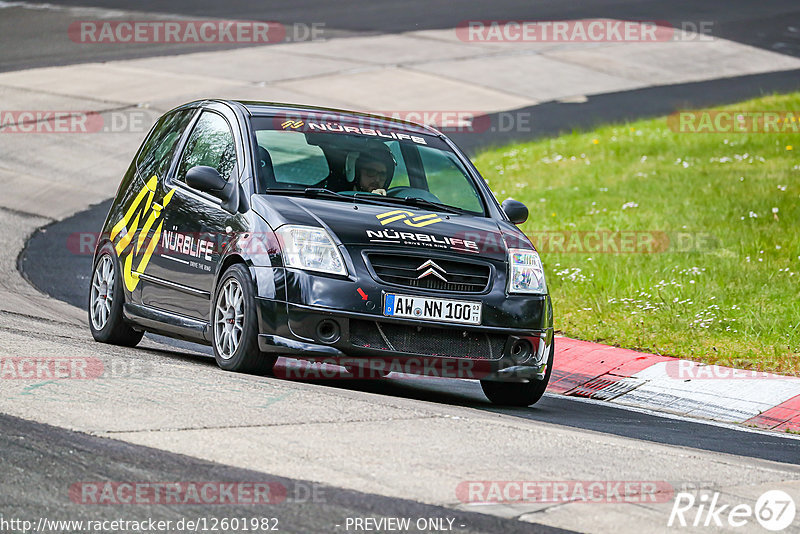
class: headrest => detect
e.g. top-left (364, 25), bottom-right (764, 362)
top-left (257, 145), bottom-right (276, 187)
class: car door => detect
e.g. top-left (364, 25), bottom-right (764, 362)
top-left (141, 107), bottom-right (246, 321)
top-left (109, 107), bottom-right (197, 307)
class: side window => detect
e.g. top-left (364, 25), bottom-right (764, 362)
top-left (135, 109), bottom-right (195, 181)
top-left (177, 111), bottom-right (237, 183)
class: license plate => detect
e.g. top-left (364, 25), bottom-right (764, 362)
top-left (383, 293), bottom-right (482, 325)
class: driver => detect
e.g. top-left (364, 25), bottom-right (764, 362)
top-left (353, 147), bottom-right (395, 195)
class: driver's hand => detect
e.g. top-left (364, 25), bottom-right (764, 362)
top-left (372, 188), bottom-right (387, 196)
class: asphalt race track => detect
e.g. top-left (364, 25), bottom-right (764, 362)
top-left (2, 414), bottom-right (571, 534)
top-left (2, 0), bottom-right (798, 70)
top-left (5, 1), bottom-right (800, 533)
top-left (20, 184), bottom-right (800, 466)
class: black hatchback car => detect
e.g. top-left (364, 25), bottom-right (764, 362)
top-left (89, 100), bottom-right (554, 406)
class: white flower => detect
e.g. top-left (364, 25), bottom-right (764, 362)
top-left (622, 202), bottom-right (639, 210)
top-left (749, 211), bottom-right (758, 218)
top-left (772, 207), bottom-right (779, 214)
top-left (778, 185), bottom-right (787, 191)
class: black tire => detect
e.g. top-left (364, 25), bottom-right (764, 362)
top-left (211, 263), bottom-right (276, 375)
top-left (481, 341), bottom-right (554, 406)
top-left (88, 243), bottom-right (144, 347)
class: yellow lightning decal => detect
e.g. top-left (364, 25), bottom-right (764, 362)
top-left (110, 176), bottom-right (175, 292)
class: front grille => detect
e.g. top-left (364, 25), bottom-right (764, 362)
top-left (367, 253), bottom-right (491, 293)
top-left (349, 319), bottom-right (506, 360)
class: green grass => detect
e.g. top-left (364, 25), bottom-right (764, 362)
top-left (472, 93), bottom-right (800, 374)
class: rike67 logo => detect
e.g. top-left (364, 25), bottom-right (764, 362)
top-left (669, 489), bottom-right (796, 531)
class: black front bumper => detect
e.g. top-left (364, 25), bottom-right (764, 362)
top-left (255, 298), bottom-right (553, 382)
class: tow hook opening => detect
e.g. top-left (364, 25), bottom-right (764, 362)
top-left (509, 338), bottom-right (532, 364)
top-left (316, 319), bottom-right (341, 344)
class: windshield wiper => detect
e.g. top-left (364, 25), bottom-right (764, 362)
top-left (402, 196), bottom-right (466, 214)
top-left (265, 188), bottom-right (396, 208)
top-left (355, 193), bottom-right (464, 214)
top-left (265, 188), bottom-right (467, 214)
top-left (302, 187), bottom-right (352, 199)
top-left (264, 187), bottom-right (346, 198)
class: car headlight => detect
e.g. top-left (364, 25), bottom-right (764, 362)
top-left (276, 225), bottom-right (347, 276)
top-left (508, 248), bottom-right (547, 294)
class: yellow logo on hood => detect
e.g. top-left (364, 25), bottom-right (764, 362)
top-left (376, 209), bottom-right (442, 228)
top-left (109, 175), bottom-right (174, 292)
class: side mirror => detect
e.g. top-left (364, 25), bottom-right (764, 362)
top-left (185, 165), bottom-right (242, 214)
top-left (186, 165), bottom-right (227, 195)
top-left (502, 198), bottom-right (528, 224)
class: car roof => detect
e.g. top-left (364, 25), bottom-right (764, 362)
top-left (209, 99), bottom-right (442, 137)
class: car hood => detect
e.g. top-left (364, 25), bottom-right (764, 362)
top-left (251, 194), bottom-right (530, 261)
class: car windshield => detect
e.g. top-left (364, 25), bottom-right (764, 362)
top-left (250, 115), bottom-right (486, 214)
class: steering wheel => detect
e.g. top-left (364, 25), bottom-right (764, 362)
top-left (386, 187), bottom-right (441, 203)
